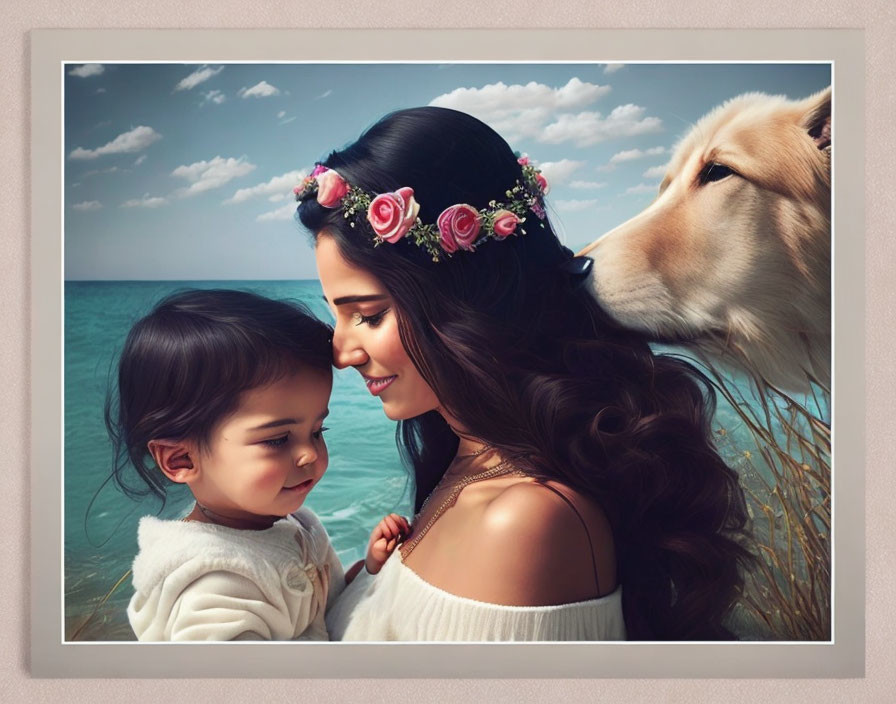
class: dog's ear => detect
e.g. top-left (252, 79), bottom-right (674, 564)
top-left (802, 86), bottom-right (831, 151)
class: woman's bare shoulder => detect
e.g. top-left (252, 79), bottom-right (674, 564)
top-left (457, 478), bottom-right (616, 606)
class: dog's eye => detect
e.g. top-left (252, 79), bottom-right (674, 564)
top-left (699, 163), bottom-right (735, 184)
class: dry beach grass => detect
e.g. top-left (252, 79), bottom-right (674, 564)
top-left (702, 362), bottom-right (832, 641)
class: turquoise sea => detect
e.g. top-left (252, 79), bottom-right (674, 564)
top-left (64, 280), bottom-right (412, 641)
top-left (65, 280), bottom-right (830, 641)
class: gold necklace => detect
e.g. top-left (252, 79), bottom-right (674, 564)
top-left (399, 456), bottom-right (526, 559)
top-left (454, 442), bottom-right (494, 460)
top-left (446, 423), bottom-right (496, 460)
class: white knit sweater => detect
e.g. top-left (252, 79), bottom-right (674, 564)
top-left (128, 507), bottom-right (345, 641)
top-left (326, 550), bottom-right (626, 641)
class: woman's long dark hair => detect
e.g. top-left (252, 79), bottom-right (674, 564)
top-left (297, 106), bottom-right (751, 639)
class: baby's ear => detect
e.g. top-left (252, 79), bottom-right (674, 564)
top-left (147, 439), bottom-right (196, 484)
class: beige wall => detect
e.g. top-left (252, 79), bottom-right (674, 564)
top-left (5, 4), bottom-right (894, 701)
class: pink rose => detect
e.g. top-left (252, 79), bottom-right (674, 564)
top-left (311, 164), bottom-right (329, 178)
top-left (294, 175), bottom-right (314, 196)
top-left (315, 169), bottom-right (349, 208)
top-left (517, 155), bottom-right (530, 166)
top-left (366, 187), bottom-right (420, 243)
top-left (438, 226), bottom-right (458, 253)
top-left (492, 209), bottom-right (520, 238)
top-left (437, 204), bottom-right (482, 252)
top-left (535, 172), bottom-right (549, 195)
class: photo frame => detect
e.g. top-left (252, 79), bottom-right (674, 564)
top-left (32, 28), bottom-right (864, 678)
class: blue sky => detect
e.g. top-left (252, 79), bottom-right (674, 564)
top-left (64, 62), bottom-right (831, 280)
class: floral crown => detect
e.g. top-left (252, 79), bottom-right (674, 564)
top-left (294, 155), bottom-right (549, 262)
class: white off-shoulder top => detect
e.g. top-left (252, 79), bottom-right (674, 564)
top-left (326, 550), bottom-right (626, 641)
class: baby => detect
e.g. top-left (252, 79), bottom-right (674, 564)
top-left (108, 289), bottom-right (405, 640)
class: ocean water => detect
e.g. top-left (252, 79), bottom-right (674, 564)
top-left (64, 280), bottom-right (412, 641)
top-left (64, 280), bottom-right (830, 641)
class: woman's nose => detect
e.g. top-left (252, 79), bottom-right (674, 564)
top-left (332, 326), bottom-right (368, 370)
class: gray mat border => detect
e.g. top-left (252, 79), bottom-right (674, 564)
top-left (32, 28), bottom-right (863, 678)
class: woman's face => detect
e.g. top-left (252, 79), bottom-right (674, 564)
top-left (315, 234), bottom-right (441, 421)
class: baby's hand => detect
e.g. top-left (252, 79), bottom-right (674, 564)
top-left (365, 513), bottom-right (410, 575)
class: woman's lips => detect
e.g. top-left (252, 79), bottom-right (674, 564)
top-left (364, 374), bottom-right (397, 396)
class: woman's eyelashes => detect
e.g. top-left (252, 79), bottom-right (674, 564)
top-left (352, 308), bottom-right (390, 328)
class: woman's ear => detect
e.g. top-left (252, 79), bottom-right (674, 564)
top-left (147, 439), bottom-right (197, 484)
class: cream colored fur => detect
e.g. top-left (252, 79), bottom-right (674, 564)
top-left (579, 88), bottom-right (831, 392)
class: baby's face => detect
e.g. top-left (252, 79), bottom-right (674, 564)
top-left (191, 368), bottom-right (332, 521)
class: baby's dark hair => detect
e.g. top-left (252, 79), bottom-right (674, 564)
top-left (105, 289), bottom-right (333, 503)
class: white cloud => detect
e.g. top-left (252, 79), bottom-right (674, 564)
top-left (121, 194), bottom-right (168, 208)
top-left (609, 146), bottom-right (667, 165)
top-left (277, 110), bottom-right (286, 118)
top-left (603, 63), bottom-right (625, 74)
top-left (570, 180), bottom-right (607, 189)
top-left (624, 183), bottom-right (659, 195)
top-left (430, 78), bottom-right (611, 141)
top-left (555, 199), bottom-right (600, 212)
top-left (200, 89), bottom-right (226, 106)
top-left (175, 65), bottom-right (224, 92)
top-left (536, 159), bottom-right (585, 186)
top-left (134, 155), bottom-right (147, 167)
top-left (80, 166), bottom-right (120, 179)
top-left (279, 116), bottom-right (297, 125)
top-left (172, 156), bottom-right (257, 197)
top-left (432, 77), bottom-right (608, 114)
top-left (95, 88), bottom-right (107, 94)
top-left (642, 164), bottom-right (668, 179)
top-left (68, 64), bottom-right (104, 78)
top-left (238, 81), bottom-right (281, 98)
top-left (69, 126), bottom-right (162, 160)
top-left (542, 105), bottom-right (663, 147)
top-left (315, 89), bottom-right (333, 100)
top-left (72, 200), bottom-right (102, 211)
top-left (257, 202), bottom-right (298, 222)
top-left (225, 169), bottom-right (305, 205)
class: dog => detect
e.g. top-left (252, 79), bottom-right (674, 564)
top-left (578, 87), bottom-right (831, 393)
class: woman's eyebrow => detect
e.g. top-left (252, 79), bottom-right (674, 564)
top-left (323, 294), bottom-right (389, 306)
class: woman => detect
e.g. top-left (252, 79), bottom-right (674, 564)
top-left (297, 106), bottom-right (751, 641)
